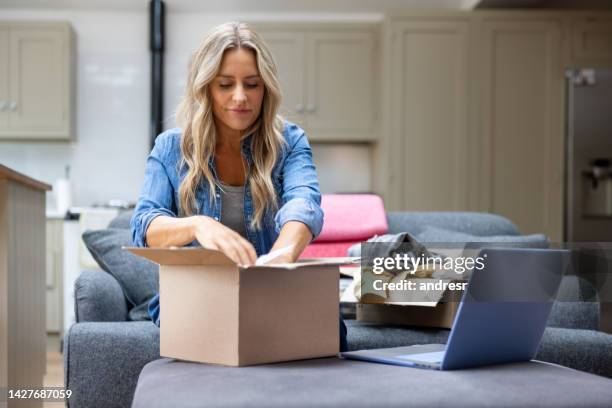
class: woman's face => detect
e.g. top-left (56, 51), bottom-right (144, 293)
top-left (210, 47), bottom-right (264, 135)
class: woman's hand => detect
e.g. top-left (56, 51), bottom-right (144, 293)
top-left (265, 221), bottom-right (313, 264)
top-left (192, 216), bottom-right (257, 266)
top-left (264, 252), bottom-right (295, 265)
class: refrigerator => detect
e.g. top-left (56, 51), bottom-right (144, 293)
top-left (565, 68), bottom-right (612, 242)
top-left (566, 68), bottom-right (612, 333)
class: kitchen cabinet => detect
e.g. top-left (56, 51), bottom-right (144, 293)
top-left (382, 13), bottom-right (565, 241)
top-left (568, 14), bottom-right (612, 68)
top-left (256, 31), bottom-right (306, 126)
top-left (0, 22), bottom-right (74, 140)
top-left (256, 24), bottom-right (379, 142)
top-left (477, 16), bottom-right (564, 241)
top-left (0, 164), bottom-right (49, 403)
top-left (385, 17), bottom-right (473, 212)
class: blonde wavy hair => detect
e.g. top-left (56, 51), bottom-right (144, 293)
top-left (175, 21), bottom-right (285, 229)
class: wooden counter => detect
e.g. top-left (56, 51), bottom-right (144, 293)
top-left (0, 164), bottom-right (50, 408)
top-left (0, 164), bottom-right (51, 192)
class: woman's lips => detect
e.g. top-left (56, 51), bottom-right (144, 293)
top-left (228, 108), bottom-right (251, 114)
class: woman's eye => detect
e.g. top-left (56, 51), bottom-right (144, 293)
top-left (218, 82), bottom-right (258, 89)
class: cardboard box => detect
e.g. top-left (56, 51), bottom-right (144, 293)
top-left (356, 302), bottom-right (460, 329)
top-left (354, 244), bottom-right (471, 328)
top-left (127, 247), bottom-right (345, 366)
top-left (355, 272), bottom-right (466, 329)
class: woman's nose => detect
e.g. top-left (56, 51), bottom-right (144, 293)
top-left (232, 85), bottom-right (247, 104)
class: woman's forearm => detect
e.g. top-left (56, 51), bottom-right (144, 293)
top-left (145, 215), bottom-right (201, 248)
top-left (269, 221), bottom-right (313, 263)
top-left (145, 214), bottom-right (257, 264)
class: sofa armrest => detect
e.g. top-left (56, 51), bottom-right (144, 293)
top-left (548, 275), bottom-right (600, 330)
top-left (64, 322), bottom-right (160, 408)
top-left (538, 327), bottom-right (612, 378)
top-left (386, 212), bottom-right (520, 237)
top-left (75, 269), bottom-right (129, 322)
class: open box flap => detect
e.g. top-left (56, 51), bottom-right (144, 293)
top-left (244, 257), bottom-right (359, 270)
top-left (125, 247), bottom-right (358, 268)
top-left (124, 247), bottom-right (235, 266)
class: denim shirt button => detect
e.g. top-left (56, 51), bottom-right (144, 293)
top-left (214, 216), bottom-right (219, 221)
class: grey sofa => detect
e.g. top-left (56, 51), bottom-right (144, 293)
top-left (64, 212), bottom-right (611, 408)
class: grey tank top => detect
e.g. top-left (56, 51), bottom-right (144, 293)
top-left (218, 181), bottom-right (247, 239)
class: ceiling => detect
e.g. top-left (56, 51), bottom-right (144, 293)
top-left (0, 0), bottom-right (481, 13)
top-left (1, 0), bottom-right (608, 13)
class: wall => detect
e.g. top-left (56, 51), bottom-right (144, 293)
top-left (0, 8), bottom-right (375, 210)
top-left (0, 9), bottom-right (150, 209)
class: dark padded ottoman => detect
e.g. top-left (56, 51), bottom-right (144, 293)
top-left (132, 357), bottom-right (612, 408)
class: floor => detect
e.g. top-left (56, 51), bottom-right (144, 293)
top-left (43, 333), bottom-right (64, 407)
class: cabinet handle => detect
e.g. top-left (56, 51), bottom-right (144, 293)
top-left (306, 103), bottom-right (316, 113)
top-left (295, 103), bottom-right (304, 113)
top-left (9, 101), bottom-right (17, 112)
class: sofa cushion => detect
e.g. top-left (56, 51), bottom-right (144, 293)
top-left (132, 355), bottom-right (612, 408)
top-left (75, 269), bottom-right (129, 322)
top-left (301, 241), bottom-right (360, 258)
top-left (416, 226), bottom-right (549, 247)
top-left (64, 322), bottom-right (160, 408)
top-left (548, 275), bottom-right (599, 330)
top-left (314, 194), bottom-right (388, 242)
top-left (107, 210), bottom-right (134, 229)
top-left (82, 228), bottom-right (158, 321)
top-left (387, 212), bottom-right (520, 237)
top-left (538, 327), bottom-right (612, 379)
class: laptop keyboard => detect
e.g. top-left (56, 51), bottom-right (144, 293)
top-left (397, 351), bottom-right (445, 363)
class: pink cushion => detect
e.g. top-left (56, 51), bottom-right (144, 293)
top-left (314, 194), bottom-right (388, 242)
top-left (299, 241), bottom-right (360, 259)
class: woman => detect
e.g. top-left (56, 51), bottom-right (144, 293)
top-left (130, 21), bottom-right (347, 351)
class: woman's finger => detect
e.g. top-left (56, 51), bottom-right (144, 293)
top-left (232, 234), bottom-right (257, 265)
top-left (219, 234), bottom-right (253, 266)
top-left (222, 230), bottom-right (256, 265)
top-left (232, 237), bottom-right (255, 266)
top-left (196, 222), bottom-right (256, 265)
top-left (197, 236), bottom-right (218, 251)
top-left (215, 239), bottom-right (242, 265)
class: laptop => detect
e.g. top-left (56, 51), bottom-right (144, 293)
top-left (341, 248), bottom-right (570, 370)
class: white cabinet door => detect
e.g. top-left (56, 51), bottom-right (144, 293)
top-left (306, 32), bottom-right (377, 141)
top-left (45, 219), bottom-right (63, 333)
top-left (0, 23), bottom-right (73, 140)
top-left (388, 19), bottom-right (471, 211)
top-left (7, 27), bottom-right (68, 137)
top-left (478, 19), bottom-right (564, 240)
top-left (257, 31), bottom-right (307, 128)
top-left (0, 28), bottom-right (8, 129)
top-left (253, 25), bottom-right (378, 142)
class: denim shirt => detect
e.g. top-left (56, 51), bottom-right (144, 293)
top-left (130, 120), bottom-right (323, 326)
